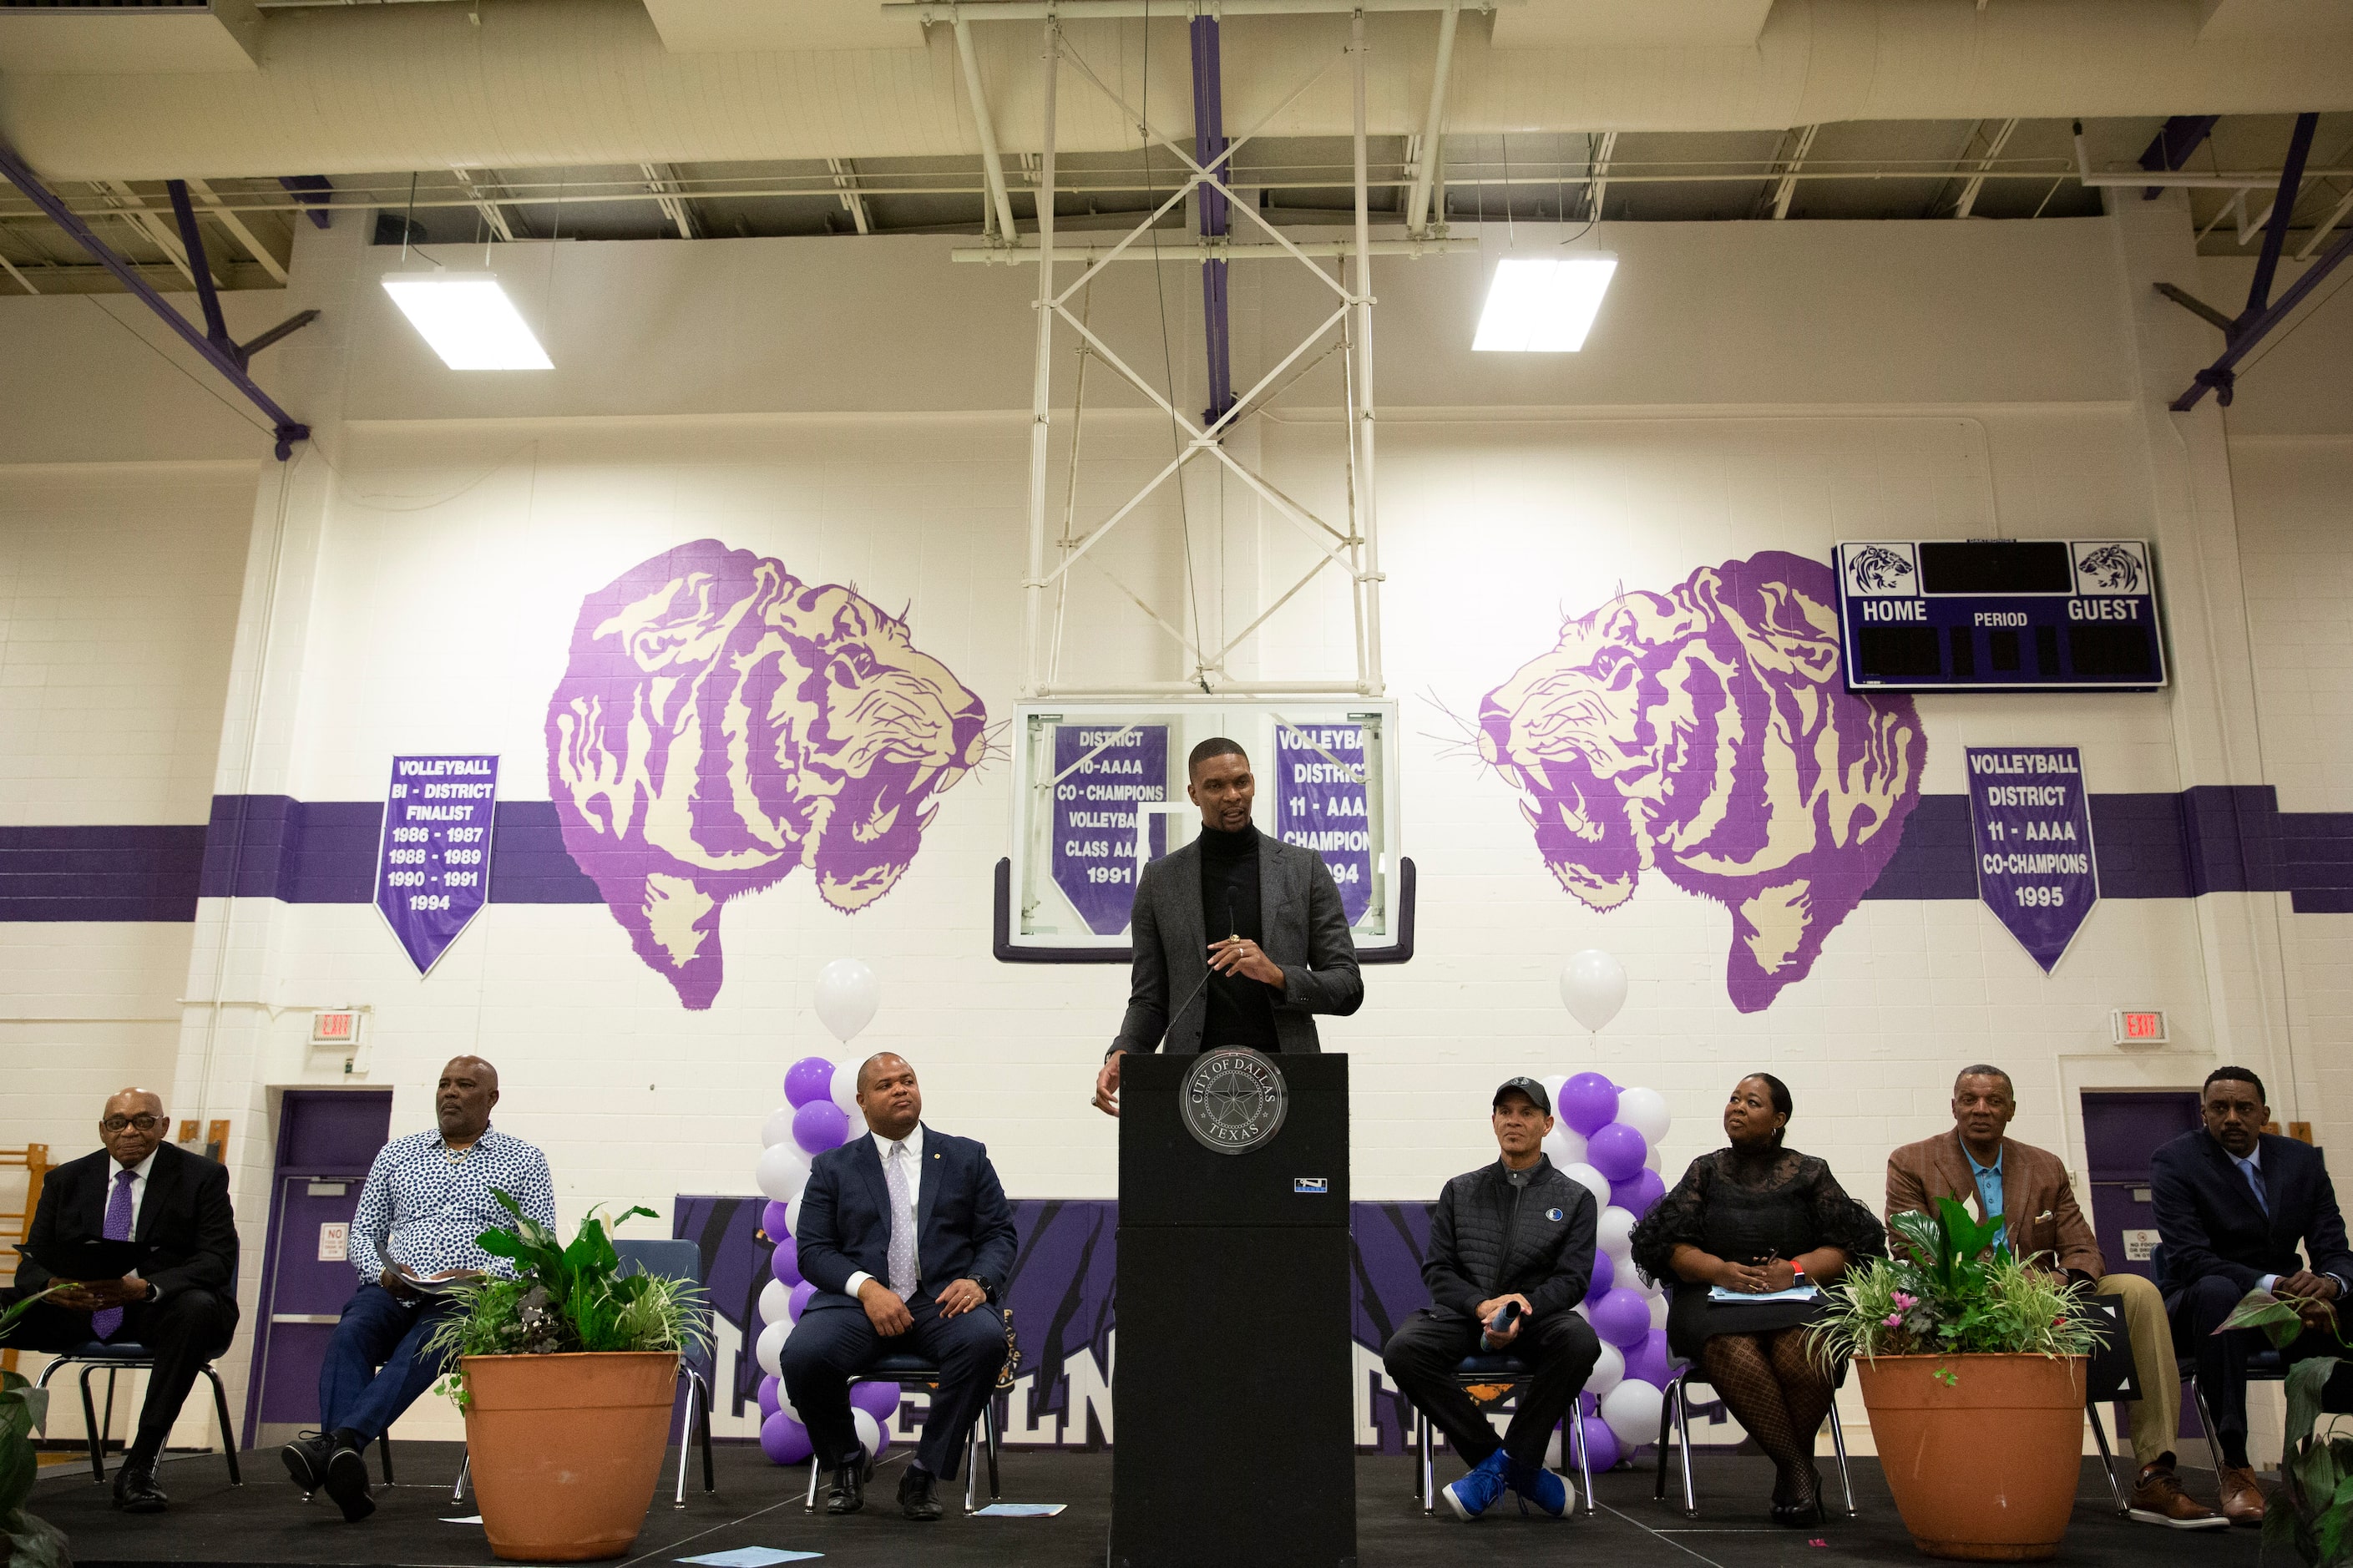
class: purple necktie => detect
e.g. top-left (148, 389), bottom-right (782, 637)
top-left (91, 1168), bottom-right (136, 1341)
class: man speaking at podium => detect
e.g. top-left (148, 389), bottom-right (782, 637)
top-left (1093, 736), bottom-right (1362, 1113)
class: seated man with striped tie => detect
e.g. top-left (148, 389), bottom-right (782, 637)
top-left (782, 1052), bottom-right (1017, 1520)
top-left (1, 1089), bottom-right (238, 1515)
top-left (2153, 1065), bottom-right (2353, 1527)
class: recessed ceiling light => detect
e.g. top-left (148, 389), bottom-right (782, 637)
top-left (381, 272), bottom-right (553, 370)
top-left (1473, 255), bottom-right (1617, 353)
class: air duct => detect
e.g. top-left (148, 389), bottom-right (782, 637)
top-left (1, 0), bottom-right (2347, 182)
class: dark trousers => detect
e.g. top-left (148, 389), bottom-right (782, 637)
top-left (779, 1294), bottom-right (1008, 1480)
top-left (1382, 1307), bottom-right (1602, 1469)
top-left (320, 1283), bottom-right (463, 1446)
top-left (2, 1289), bottom-right (236, 1456)
top-left (2168, 1273), bottom-right (2353, 1460)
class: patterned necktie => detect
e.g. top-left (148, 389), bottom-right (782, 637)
top-left (883, 1141), bottom-right (918, 1302)
top-left (91, 1167), bottom-right (137, 1341)
top-left (2243, 1159), bottom-right (2270, 1217)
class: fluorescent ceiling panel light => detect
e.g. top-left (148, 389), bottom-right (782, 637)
top-left (1472, 255), bottom-right (1617, 352)
top-left (381, 272), bottom-right (553, 370)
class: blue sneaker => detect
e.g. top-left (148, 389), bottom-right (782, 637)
top-left (1442, 1449), bottom-right (1511, 1520)
top-left (1506, 1455), bottom-right (1571, 1518)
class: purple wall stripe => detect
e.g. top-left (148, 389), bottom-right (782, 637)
top-left (7, 788), bottom-right (2353, 922)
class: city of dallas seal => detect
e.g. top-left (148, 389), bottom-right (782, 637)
top-left (1181, 1048), bottom-right (1288, 1156)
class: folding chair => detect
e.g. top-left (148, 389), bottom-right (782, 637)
top-left (1655, 1361), bottom-right (1858, 1519)
top-left (1408, 1352), bottom-right (1596, 1518)
top-left (801, 1351), bottom-right (1004, 1515)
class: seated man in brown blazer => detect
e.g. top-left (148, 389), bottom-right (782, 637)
top-left (1886, 1065), bottom-right (2220, 1530)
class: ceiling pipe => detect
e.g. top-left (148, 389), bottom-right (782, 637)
top-left (3, 0), bottom-right (2350, 181)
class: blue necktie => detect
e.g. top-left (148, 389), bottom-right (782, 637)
top-left (2242, 1160), bottom-right (2270, 1218)
top-left (91, 1168), bottom-right (137, 1341)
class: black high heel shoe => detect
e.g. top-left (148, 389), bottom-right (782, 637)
top-left (1771, 1464), bottom-right (1825, 1527)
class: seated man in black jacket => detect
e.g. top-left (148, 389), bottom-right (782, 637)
top-left (1, 1089), bottom-right (239, 1515)
top-left (1381, 1077), bottom-right (1602, 1520)
top-left (2153, 1065), bottom-right (2353, 1527)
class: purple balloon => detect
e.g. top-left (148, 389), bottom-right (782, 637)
top-left (784, 1056), bottom-right (835, 1109)
top-left (1559, 1072), bottom-right (1619, 1136)
top-left (850, 1381), bottom-right (901, 1422)
top-left (770, 1236), bottom-right (802, 1287)
top-left (1579, 1414), bottom-right (1622, 1473)
top-left (793, 1100), bottom-right (850, 1156)
top-left (757, 1375), bottom-right (782, 1424)
top-left (1584, 1250), bottom-right (1615, 1305)
top-left (759, 1410), bottom-right (812, 1466)
top-left (1611, 1167), bottom-right (1667, 1217)
top-left (1625, 1328), bottom-right (1672, 1389)
top-left (1578, 1390), bottom-right (1599, 1419)
top-left (761, 1199), bottom-right (792, 1243)
top-left (1590, 1287), bottom-right (1652, 1348)
top-left (788, 1280), bottom-right (817, 1320)
top-left (1586, 1121), bottom-right (1648, 1183)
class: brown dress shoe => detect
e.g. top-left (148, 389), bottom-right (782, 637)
top-left (2128, 1464), bottom-right (2228, 1530)
top-left (2218, 1464), bottom-right (2267, 1527)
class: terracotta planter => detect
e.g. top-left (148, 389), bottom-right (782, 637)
top-left (460, 1350), bottom-right (679, 1562)
top-left (1856, 1353), bottom-right (2088, 1562)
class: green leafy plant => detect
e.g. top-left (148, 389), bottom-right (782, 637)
top-left (1809, 1196), bottom-right (2101, 1378)
top-left (0, 1286), bottom-right (73, 1568)
top-left (2216, 1288), bottom-right (2353, 1565)
top-left (421, 1191), bottom-right (708, 1409)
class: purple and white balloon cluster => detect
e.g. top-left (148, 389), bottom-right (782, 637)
top-left (748, 1055), bottom-right (898, 1465)
top-left (1541, 1071), bottom-right (1676, 1474)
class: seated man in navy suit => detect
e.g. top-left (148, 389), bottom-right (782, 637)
top-left (2153, 1065), bottom-right (2353, 1527)
top-left (782, 1052), bottom-right (1017, 1520)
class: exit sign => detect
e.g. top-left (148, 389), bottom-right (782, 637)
top-left (2111, 1009), bottom-right (2168, 1044)
top-left (311, 1010), bottom-right (359, 1044)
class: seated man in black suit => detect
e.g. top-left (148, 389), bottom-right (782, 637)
top-left (1, 1089), bottom-right (238, 1514)
top-left (782, 1052), bottom-right (1017, 1521)
top-left (2153, 1065), bottom-right (2353, 1527)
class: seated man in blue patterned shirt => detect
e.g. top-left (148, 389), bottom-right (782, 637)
top-left (281, 1055), bottom-right (554, 1522)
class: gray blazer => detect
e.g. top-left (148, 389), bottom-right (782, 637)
top-left (1111, 832), bottom-right (1364, 1056)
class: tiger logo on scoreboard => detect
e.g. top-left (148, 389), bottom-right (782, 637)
top-left (2073, 542), bottom-right (2147, 595)
top-left (1479, 552), bottom-right (1926, 1013)
top-left (545, 539), bottom-right (987, 1009)
top-left (1843, 542), bottom-right (1918, 594)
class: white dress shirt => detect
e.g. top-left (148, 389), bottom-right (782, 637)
top-left (843, 1124), bottom-right (924, 1299)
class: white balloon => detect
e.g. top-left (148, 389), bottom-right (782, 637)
top-left (1541, 1075), bottom-right (1571, 1116)
top-left (1596, 1205), bottom-right (1638, 1259)
top-left (755, 1320), bottom-right (788, 1378)
top-left (1649, 1294), bottom-right (1670, 1330)
top-left (815, 959), bottom-right (882, 1045)
top-left (853, 1408), bottom-right (890, 1455)
top-left (1541, 1126), bottom-right (1588, 1169)
top-left (1558, 948), bottom-right (1629, 1034)
top-left (759, 1278), bottom-right (791, 1326)
top-left (829, 1060), bottom-right (862, 1117)
top-left (776, 1383), bottom-right (802, 1424)
top-left (1585, 1340), bottom-right (1625, 1399)
top-left (756, 1142), bottom-right (812, 1202)
top-left (1544, 1427), bottom-right (1563, 1471)
top-left (1616, 1085), bottom-right (1671, 1146)
top-left (1601, 1379), bottom-right (1664, 1447)
top-left (786, 1196), bottom-right (807, 1239)
top-left (1561, 1162), bottom-right (1611, 1210)
top-left (1645, 1144), bottom-right (1662, 1173)
top-left (760, 1105), bottom-right (798, 1149)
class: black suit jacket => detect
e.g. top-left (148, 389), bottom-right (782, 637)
top-left (2151, 1130), bottom-right (2353, 1298)
top-left (1422, 1156), bottom-right (1597, 1324)
top-left (792, 1126), bottom-right (1018, 1316)
top-left (16, 1142), bottom-right (239, 1302)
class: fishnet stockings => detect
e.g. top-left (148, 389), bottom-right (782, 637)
top-left (1699, 1328), bottom-right (1833, 1509)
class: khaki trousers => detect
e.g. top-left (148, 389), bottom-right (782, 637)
top-left (2096, 1272), bottom-right (2181, 1469)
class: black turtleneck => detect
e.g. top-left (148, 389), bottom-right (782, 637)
top-left (1198, 821), bottom-right (1278, 1051)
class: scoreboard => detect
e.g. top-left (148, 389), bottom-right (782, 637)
top-left (1833, 539), bottom-right (2166, 692)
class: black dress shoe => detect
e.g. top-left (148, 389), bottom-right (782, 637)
top-left (321, 1441), bottom-right (376, 1523)
top-left (898, 1465), bottom-right (944, 1521)
top-left (112, 1457), bottom-right (169, 1514)
top-left (282, 1430), bottom-right (331, 1495)
top-left (825, 1445), bottom-right (872, 1515)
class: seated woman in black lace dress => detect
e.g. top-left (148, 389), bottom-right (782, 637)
top-left (1629, 1073), bottom-right (1886, 1525)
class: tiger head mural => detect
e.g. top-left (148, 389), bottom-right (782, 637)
top-left (546, 539), bottom-right (987, 1009)
top-left (1479, 551), bottom-right (1925, 1013)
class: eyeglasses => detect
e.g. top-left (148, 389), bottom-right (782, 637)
top-left (102, 1115), bottom-right (164, 1134)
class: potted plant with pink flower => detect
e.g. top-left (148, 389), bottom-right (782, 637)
top-left (1810, 1197), bottom-right (2102, 1562)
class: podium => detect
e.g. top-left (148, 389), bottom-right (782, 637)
top-left (1111, 1052), bottom-right (1356, 1568)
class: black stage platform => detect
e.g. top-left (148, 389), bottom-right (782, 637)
top-left (42, 1441), bottom-right (2266, 1568)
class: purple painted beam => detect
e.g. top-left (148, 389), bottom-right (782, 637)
top-left (1192, 15), bottom-right (1235, 428)
top-left (0, 146), bottom-right (308, 458)
top-left (2243, 111), bottom-right (2317, 322)
top-left (163, 179), bottom-right (235, 356)
top-left (279, 175), bottom-right (335, 230)
top-left (2138, 115), bottom-right (2219, 200)
top-left (2171, 221), bottom-right (2353, 411)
